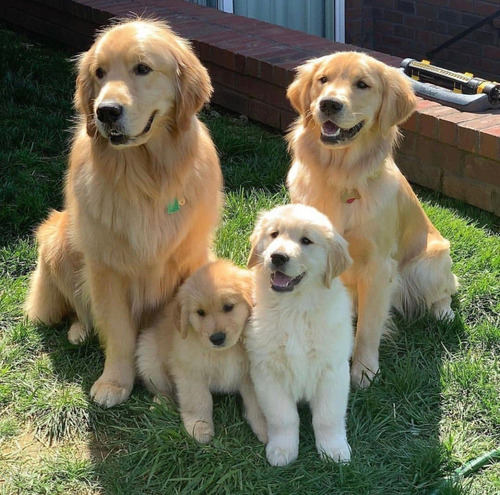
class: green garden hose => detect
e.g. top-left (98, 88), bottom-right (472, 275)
top-left (430, 448), bottom-right (500, 494)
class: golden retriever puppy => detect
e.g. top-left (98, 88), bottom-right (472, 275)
top-left (246, 204), bottom-right (353, 466)
top-left (25, 19), bottom-right (223, 407)
top-left (136, 260), bottom-right (267, 444)
top-left (286, 52), bottom-right (458, 388)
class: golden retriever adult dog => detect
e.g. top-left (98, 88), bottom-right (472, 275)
top-left (286, 52), bottom-right (458, 388)
top-left (247, 204), bottom-right (353, 466)
top-left (25, 19), bottom-right (223, 407)
top-left (136, 260), bottom-right (267, 444)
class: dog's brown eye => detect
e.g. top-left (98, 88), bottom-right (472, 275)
top-left (356, 80), bottom-right (369, 89)
top-left (135, 64), bottom-right (152, 75)
top-left (197, 309), bottom-right (206, 317)
top-left (95, 67), bottom-right (105, 79)
top-left (223, 303), bottom-right (234, 313)
top-left (270, 231), bottom-right (279, 239)
top-left (319, 76), bottom-right (328, 84)
top-left (301, 237), bottom-right (313, 245)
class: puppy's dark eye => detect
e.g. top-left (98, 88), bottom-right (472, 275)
top-left (223, 303), bottom-right (234, 313)
top-left (270, 231), bottom-right (279, 239)
top-left (319, 76), bottom-right (328, 84)
top-left (135, 64), bottom-right (152, 75)
top-left (301, 237), bottom-right (313, 245)
top-left (95, 67), bottom-right (105, 79)
top-left (356, 80), bottom-right (369, 89)
top-left (197, 309), bottom-right (206, 317)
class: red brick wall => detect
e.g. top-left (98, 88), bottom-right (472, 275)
top-left (398, 100), bottom-right (500, 214)
top-left (346, 0), bottom-right (500, 84)
top-left (345, 0), bottom-right (374, 48)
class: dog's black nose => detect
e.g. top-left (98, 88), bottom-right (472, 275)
top-left (320, 98), bottom-right (343, 115)
top-left (209, 332), bottom-right (226, 346)
top-left (97, 103), bottom-right (123, 124)
top-left (271, 252), bottom-right (289, 267)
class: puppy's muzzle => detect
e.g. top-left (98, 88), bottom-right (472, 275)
top-left (97, 102), bottom-right (123, 124)
top-left (209, 332), bottom-right (226, 347)
top-left (270, 252), bottom-right (289, 268)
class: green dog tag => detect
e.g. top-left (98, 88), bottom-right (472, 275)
top-left (166, 198), bottom-right (180, 214)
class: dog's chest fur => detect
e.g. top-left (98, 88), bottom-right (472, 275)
top-left (248, 280), bottom-right (353, 402)
top-left (68, 124), bottom-right (218, 271)
top-left (171, 336), bottom-right (249, 394)
top-left (270, 317), bottom-right (328, 399)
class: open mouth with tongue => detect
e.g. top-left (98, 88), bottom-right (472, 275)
top-left (321, 120), bottom-right (364, 144)
top-left (270, 271), bottom-right (306, 292)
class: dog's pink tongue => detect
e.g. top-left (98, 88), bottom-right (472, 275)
top-left (322, 121), bottom-right (340, 136)
top-left (272, 271), bottom-right (292, 287)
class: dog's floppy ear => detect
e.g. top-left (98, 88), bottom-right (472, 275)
top-left (74, 48), bottom-right (97, 137)
top-left (377, 65), bottom-right (416, 137)
top-left (238, 269), bottom-right (255, 309)
top-left (174, 39), bottom-right (213, 132)
top-left (287, 58), bottom-right (318, 125)
top-left (171, 292), bottom-right (190, 339)
top-left (324, 233), bottom-right (352, 288)
top-left (247, 243), bottom-right (260, 270)
top-left (247, 213), bottom-right (267, 269)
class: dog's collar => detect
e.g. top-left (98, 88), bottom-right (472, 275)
top-left (341, 169), bottom-right (382, 204)
top-left (166, 197), bottom-right (185, 214)
top-left (341, 188), bottom-right (360, 204)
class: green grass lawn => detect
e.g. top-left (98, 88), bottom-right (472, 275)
top-left (1, 27), bottom-right (499, 495)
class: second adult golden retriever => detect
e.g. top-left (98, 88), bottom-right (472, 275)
top-left (286, 52), bottom-right (458, 388)
top-left (25, 19), bottom-right (223, 407)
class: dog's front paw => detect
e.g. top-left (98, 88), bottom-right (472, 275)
top-left (350, 355), bottom-right (379, 388)
top-left (90, 377), bottom-right (132, 408)
top-left (67, 321), bottom-right (89, 345)
top-left (185, 420), bottom-right (214, 444)
top-left (432, 297), bottom-right (455, 321)
top-left (266, 440), bottom-right (298, 467)
top-left (317, 437), bottom-right (351, 463)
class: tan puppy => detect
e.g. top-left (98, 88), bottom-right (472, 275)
top-left (247, 204), bottom-right (353, 466)
top-left (136, 260), bottom-right (267, 444)
top-left (25, 20), bottom-right (223, 407)
top-left (286, 52), bottom-right (458, 388)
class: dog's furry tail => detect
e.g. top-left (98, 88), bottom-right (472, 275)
top-left (393, 251), bottom-right (458, 320)
top-left (25, 258), bottom-right (70, 324)
top-left (25, 211), bottom-right (72, 324)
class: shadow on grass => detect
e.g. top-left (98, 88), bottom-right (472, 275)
top-left (26, 297), bottom-right (470, 494)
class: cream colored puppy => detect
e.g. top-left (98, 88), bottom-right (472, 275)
top-left (136, 260), bottom-right (267, 444)
top-left (247, 204), bottom-right (354, 467)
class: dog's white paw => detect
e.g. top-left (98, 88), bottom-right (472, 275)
top-left (266, 440), bottom-right (298, 467)
top-left (432, 300), bottom-right (455, 322)
top-left (90, 377), bottom-right (132, 408)
top-left (67, 321), bottom-right (89, 345)
top-left (317, 437), bottom-right (351, 463)
top-left (185, 420), bottom-right (214, 444)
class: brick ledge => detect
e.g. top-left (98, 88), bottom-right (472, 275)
top-left (2, 0), bottom-right (499, 214)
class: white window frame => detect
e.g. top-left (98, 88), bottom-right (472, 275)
top-left (201, 0), bottom-right (345, 43)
